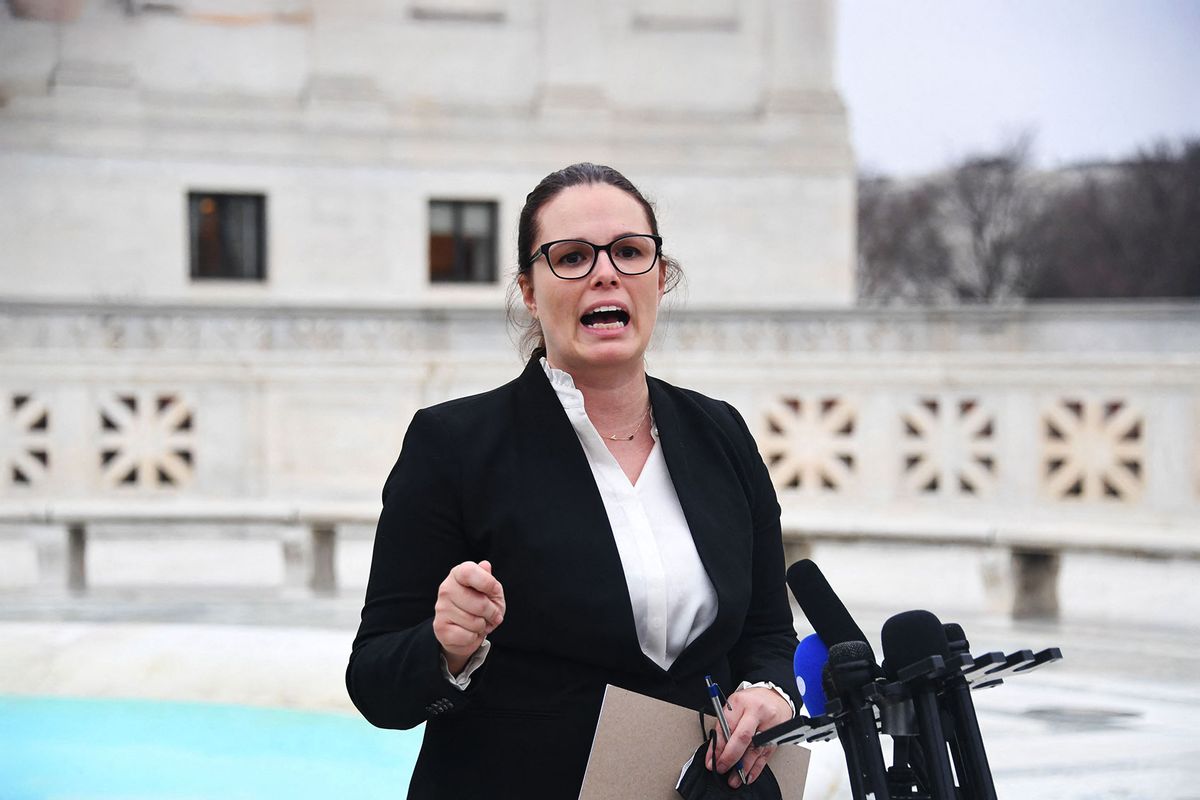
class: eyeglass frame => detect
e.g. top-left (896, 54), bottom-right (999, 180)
top-left (527, 234), bottom-right (663, 280)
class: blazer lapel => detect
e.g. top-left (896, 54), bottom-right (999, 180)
top-left (511, 360), bottom-right (646, 671)
top-left (648, 378), bottom-right (746, 678)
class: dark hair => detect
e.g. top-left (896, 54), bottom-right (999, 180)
top-left (507, 163), bottom-right (682, 359)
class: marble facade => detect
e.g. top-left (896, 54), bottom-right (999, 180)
top-left (1, 1), bottom-right (1197, 609)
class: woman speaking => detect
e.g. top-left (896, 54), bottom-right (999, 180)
top-left (346, 163), bottom-right (800, 797)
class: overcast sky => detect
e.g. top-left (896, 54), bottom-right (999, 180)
top-left (836, 0), bottom-right (1200, 176)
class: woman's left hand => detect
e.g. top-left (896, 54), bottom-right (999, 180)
top-left (707, 686), bottom-right (792, 787)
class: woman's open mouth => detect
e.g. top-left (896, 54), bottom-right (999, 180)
top-left (580, 305), bottom-right (630, 330)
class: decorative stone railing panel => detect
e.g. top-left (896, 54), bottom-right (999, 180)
top-left (2, 301), bottom-right (1197, 536)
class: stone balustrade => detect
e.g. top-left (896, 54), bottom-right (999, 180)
top-left (1, 500), bottom-right (1196, 619)
top-left (1, 299), bottom-right (1197, 618)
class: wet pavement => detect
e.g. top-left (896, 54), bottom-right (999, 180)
top-left (2, 586), bottom-right (1199, 799)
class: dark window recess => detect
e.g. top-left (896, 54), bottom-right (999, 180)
top-left (410, 6), bottom-right (505, 23)
top-left (188, 192), bottom-right (266, 280)
top-left (429, 200), bottom-right (498, 284)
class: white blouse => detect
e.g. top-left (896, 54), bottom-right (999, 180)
top-left (541, 359), bottom-right (719, 670)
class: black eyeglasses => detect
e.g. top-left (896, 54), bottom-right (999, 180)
top-left (529, 234), bottom-right (662, 280)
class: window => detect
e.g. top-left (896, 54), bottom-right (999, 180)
top-left (188, 192), bottom-right (266, 280)
top-left (410, 3), bottom-right (505, 24)
top-left (429, 200), bottom-right (498, 283)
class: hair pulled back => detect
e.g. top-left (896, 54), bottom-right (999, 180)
top-left (508, 162), bottom-right (681, 360)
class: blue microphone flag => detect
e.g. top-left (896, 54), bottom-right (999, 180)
top-left (793, 633), bottom-right (829, 717)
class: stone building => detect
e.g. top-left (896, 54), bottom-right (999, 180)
top-left (1, 0), bottom-right (1197, 624)
top-left (0, 0), bottom-right (851, 502)
top-left (0, 0), bottom-right (853, 309)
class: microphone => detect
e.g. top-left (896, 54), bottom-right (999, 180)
top-left (793, 633), bottom-right (829, 716)
top-left (786, 560), bottom-right (887, 798)
top-left (943, 622), bottom-right (969, 655)
top-left (881, 610), bottom-right (951, 677)
top-left (881, 610), bottom-right (958, 800)
top-left (786, 559), bottom-right (874, 657)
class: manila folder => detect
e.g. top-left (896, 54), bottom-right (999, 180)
top-left (578, 684), bottom-right (810, 799)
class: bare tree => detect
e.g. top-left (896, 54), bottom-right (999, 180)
top-left (858, 138), bottom-right (1039, 304)
top-left (944, 136), bottom-right (1040, 301)
top-left (1027, 139), bottom-right (1200, 299)
top-left (857, 175), bottom-right (954, 303)
top-left (857, 136), bottom-right (1200, 304)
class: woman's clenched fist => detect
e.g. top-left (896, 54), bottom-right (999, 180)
top-left (433, 560), bottom-right (505, 675)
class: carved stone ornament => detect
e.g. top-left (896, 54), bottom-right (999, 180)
top-left (1041, 398), bottom-right (1144, 503)
top-left (900, 395), bottom-right (998, 498)
top-left (98, 391), bottom-right (195, 490)
top-left (3, 393), bottom-right (50, 488)
top-left (760, 394), bottom-right (858, 493)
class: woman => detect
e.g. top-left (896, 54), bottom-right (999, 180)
top-left (347, 163), bottom-right (799, 798)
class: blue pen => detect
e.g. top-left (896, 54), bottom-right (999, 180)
top-left (705, 675), bottom-right (748, 785)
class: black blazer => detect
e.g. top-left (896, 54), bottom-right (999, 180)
top-left (347, 358), bottom-right (800, 799)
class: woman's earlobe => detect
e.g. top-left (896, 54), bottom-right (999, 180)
top-left (518, 275), bottom-right (537, 318)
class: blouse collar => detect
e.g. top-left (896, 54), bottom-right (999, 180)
top-left (540, 357), bottom-right (585, 410)
top-left (539, 357), bottom-right (657, 437)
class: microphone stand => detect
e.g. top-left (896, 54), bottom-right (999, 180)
top-left (942, 672), bottom-right (997, 800)
top-left (825, 695), bottom-right (869, 800)
top-left (888, 738), bottom-right (930, 800)
top-left (828, 655), bottom-right (892, 800)
top-left (896, 656), bottom-right (957, 800)
top-left (877, 680), bottom-right (929, 799)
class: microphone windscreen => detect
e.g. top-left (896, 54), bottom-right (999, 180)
top-left (827, 640), bottom-right (879, 693)
top-left (880, 609), bottom-right (950, 680)
top-left (786, 559), bottom-right (871, 654)
top-left (943, 622), bottom-right (969, 655)
top-left (828, 640), bottom-right (874, 666)
top-left (793, 633), bottom-right (829, 716)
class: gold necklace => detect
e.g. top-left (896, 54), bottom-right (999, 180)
top-left (605, 404), bottom-right (651, 442)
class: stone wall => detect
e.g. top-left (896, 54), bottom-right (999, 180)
top-left (0, 0), bottom-right (855, 308)
top-left (3, 300), bottom-right (1196, 536)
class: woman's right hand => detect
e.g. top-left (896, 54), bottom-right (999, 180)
top-left (433, 560), bottom-right (505, 676)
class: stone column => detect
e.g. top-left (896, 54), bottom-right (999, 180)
top-left (29, 523), bottom-right (86, 593)
top-left (281, 524), bottom-right (315, 596)
top-left (764, 0), bottom-right (836, 115)
top-left (781, 532), bottom-right (813, 571)
top-left (1010, 548), bottom-right (1061, 619)
top-left (311, 523), bottom-right (337, 594)
top-left (537, 0), bottom-right (607, 114)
